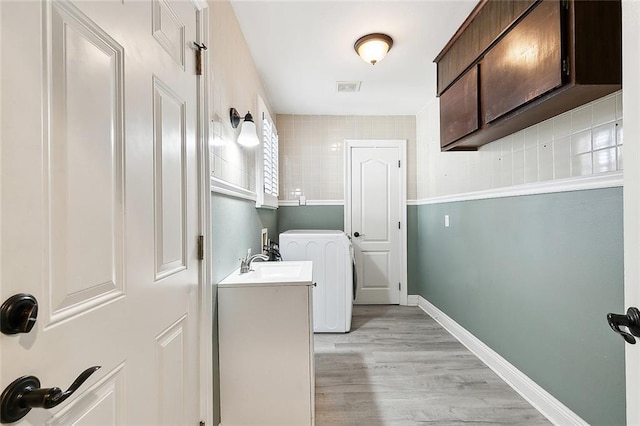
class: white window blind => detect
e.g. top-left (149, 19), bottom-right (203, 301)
top-left (262, 111), bottom-right (278, 197)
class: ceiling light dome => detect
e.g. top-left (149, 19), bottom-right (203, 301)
top-left (354, 33), bottom-right (393, 65)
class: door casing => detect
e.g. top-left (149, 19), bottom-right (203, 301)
top-left (193, 3), bottom-right (214, 425)
top-left (622, 0), bottom-right (640, 423)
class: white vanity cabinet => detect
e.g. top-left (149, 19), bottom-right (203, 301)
top-left (218, 261), bottom-right (315, 426)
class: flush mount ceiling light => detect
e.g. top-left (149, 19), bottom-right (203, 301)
top-left (230, 107), bottom-right (260, 147)
top-left (354, 33), bottom-right (393, 65)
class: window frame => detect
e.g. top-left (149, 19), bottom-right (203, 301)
top-left (255, 96), bottom-right (278, 209)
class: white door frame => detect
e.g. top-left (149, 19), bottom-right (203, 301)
top-left (344, 139), bottom-right (408, 306)
top-left (193, 2), bottom-right (214, 425)
top-left (623, 1), bottom-right (640, 424)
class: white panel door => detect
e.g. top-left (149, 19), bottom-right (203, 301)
top-left (349, 144), bottom-right (402, 305)
top-left (0, 1), bottom-right (201, 424)
top-left (623, 1), bottom-right (640, 424)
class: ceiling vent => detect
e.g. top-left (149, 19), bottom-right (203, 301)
top-left (337, 81), bottom-right (361, 93)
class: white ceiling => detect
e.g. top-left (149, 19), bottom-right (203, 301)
top-left (229, 0), bottom-right (478, 116)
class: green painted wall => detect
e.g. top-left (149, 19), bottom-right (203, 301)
top-left (210, 193), bottom-right (277, 423)
top-left (211, 194), bottom-right (277, 284)
top-left (277, 205), bottom-right (344, 237)
top-left (411, 188), bottom-right (625, 425)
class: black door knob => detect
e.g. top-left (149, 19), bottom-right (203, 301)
top-left (353, 232), bottom-right (360, 237)
top-left (1, 366), bottom-right (101, 423)
top-left (607, 307), bottom-right (640, 344)
top-left (1, 294), bottom-right (38, 335)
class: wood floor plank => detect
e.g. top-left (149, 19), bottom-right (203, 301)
top-left (314, 305), bottom-right (550, 425)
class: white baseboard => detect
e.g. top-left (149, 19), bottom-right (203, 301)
top-left (413, 295), bottom-right (587, 426)
top-left (407, 295), bottom-right (419, 306)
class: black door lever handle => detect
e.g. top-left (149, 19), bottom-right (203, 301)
top-left (607, 307), bottom-right (640, 344)
top-left (1, 366), bottom-right (101, 423)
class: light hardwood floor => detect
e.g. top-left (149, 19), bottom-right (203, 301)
top-left (314, 305), bottom-right (550, 425)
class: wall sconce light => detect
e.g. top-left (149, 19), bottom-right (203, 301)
top-left (354, 33), bottom-right (393, 65)
top-left (230, 108), bottom-right (260, 147)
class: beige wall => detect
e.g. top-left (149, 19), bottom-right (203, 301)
top-left (209, 0), bottom-right (273, 191)
top-left (277, 114), bottom-right (417, 201)
top-left (416, 88), bottom-right (623, 200)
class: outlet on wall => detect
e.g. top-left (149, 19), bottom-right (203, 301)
top-left (261, 228), bottom-right (268, 255)
top-left (444, 215), bottom-right (450, 228)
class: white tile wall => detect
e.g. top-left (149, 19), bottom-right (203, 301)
top-left (276, 115), bottom-right (417, 201)
top-left (209, 0), bottom-right (273, 191)
top-left (416, 91), bottom-right (623, 200)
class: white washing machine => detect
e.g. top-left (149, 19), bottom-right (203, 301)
top-left (279, 230), bottom-right (353, 333)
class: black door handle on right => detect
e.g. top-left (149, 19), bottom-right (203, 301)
top-left (607, 307), bottom-right (640, 344)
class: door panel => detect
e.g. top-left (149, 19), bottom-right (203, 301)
top-left (360, 159), bottom-right (390, 241)
top-left (153, 76), bottom-right (188, 280)
top-left (361, 252), bottom-right (391, 288)
top-left (0, 1), bottom-right (201, 424)
top-left (155, 315), bottom-right (188, 425)
top-left (152, 0), bottom-right (186, 69)
top-left (47, 0), bottom-right (126, 325)
top-left (350, 145), bottom-right (401, 304)
top-left (46, 364), bottom-right (125, 425)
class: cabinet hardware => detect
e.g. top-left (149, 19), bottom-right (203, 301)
top-left (562, 57), bottom-right (570, 76)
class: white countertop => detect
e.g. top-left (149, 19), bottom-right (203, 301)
top-left (218, 260), bottom-right (313, 288)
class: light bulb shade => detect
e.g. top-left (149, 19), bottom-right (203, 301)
top-left (237, 114), bottom-right (260, 147)
top-left (354, 33), bottom-right (393, 65)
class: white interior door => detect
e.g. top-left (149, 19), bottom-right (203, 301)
top-left (623, 1), bottom-right (640, 424)
top-left (0, 1), bottom-right (202, 424)
top-left (347, 141), bottom-right (406, 305)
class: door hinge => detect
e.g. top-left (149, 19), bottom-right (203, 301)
top-left (194, 42), bottom-right (208, 76)
top-left (197, 235), bottom-right (204, 261)
top-left (398, 282), bottom-right (401, 291)
top-left (398, 160), bottom-right (401, 168)
top-left (398, 221), bottom-right (401, 229)
top-left (562, 57), bottom-right (570, 76)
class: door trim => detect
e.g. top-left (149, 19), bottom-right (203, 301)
top-left (193, 3), bottom-right (213, 426)
top-left (344, 139), bottom-right (408, 306)
top-left (623, 1), bottom-right (640, 423)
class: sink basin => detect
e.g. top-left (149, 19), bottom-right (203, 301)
top-left (252, 263), bottom-right (303, 279)
top-left (219, 260), bottom-right (313, 287)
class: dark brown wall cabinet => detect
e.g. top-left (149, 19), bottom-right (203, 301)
top-left (435, 0), bottom-right (621, 151)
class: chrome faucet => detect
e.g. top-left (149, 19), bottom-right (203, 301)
top-left (240, 250), bottom-right (269, 274)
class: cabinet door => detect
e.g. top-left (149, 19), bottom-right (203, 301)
top-left (481, 0), bottom-right (563, 123)
top-left (440, 65), bottom-right (479, 148)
